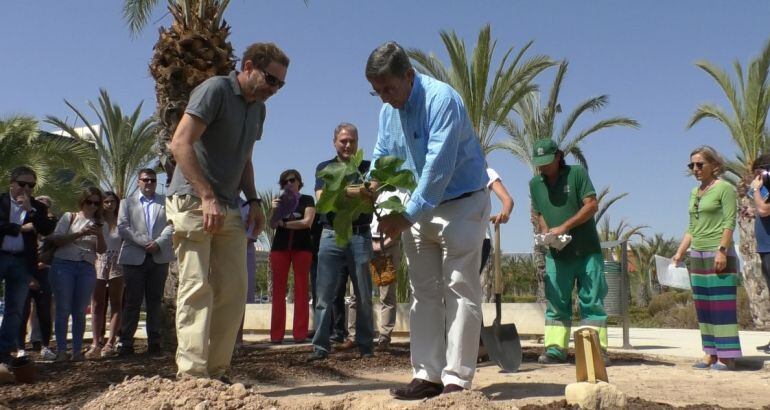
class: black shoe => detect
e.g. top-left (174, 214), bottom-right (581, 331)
top-left (537, 353), bottom-right (567, 364)
top-left (115, 344), bottom-right (135, 357)
top-left (390, 378), bottom-right (443, 400)
top-left (441, 384), bottom-right (464, 394)
top-left (359, 351), bottom-right (374, 359)
top-left (329, 336), bottom-right (344, 344)
top-left (756, 343), bottom-right (770, 354)
top-left (601, 350), bottom-right (612, 367)
top-left (147, 344), bottom-right (162, 357)
top-left (306, 350), bottom-right (328, 362)
top-left (217, 375), bottom-right (233, 385)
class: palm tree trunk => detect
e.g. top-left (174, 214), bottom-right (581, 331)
top-left (737, 195), bottom-right (770, 329)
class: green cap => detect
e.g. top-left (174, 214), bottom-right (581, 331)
top-left (532, 139), bottom-right (558, 167)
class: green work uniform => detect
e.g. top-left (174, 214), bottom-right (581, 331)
top-left (529, 165), bottom-right (608, 360)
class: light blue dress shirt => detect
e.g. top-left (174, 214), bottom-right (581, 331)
top-left (139, 195), bottom-right (160, 235)
top-left (371, 73), bottom-right (487, 222)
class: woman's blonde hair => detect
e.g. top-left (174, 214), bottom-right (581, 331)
top-left (690, 145), bottom-right (726, 177)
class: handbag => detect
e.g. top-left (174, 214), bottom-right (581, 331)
top-left (370, 249), bottom-right (397, 287)
top-left (38, 212), bottom-right (74, 265)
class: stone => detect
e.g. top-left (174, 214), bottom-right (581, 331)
top-left (565, 381), bottom-right (627, 409)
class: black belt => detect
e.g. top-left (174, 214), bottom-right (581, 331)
top-left (0, 249), bottom-right (24, 257)
top-left (441, 189), bottom-right (484, 205)
top-left (323, 225), bottom-right (370, 234)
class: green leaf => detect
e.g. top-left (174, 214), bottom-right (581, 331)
top-left (378, 196), bottom-right (406, 213)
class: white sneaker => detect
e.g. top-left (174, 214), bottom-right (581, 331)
top-left (40, 347), bottom-right (57, 361)
top-left (16, 349), bottom-right (26, 358)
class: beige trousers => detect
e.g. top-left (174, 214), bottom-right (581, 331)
top-left (167, 195), bottom-right (247, 378)
top-left (402, 190), bottom-right (490, 389)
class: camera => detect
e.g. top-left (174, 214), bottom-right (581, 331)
top-left (759, 165), bottom-right (770, 188)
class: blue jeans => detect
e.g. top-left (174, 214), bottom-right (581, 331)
top-left (312, 228), bottom-right (374, 354)
top-left (0, 253), bottom-right (31, 360)
top-left (50, 258), bottom-right (96, 353)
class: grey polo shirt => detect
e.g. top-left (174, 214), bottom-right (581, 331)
top-left (168, 70), bottom-right (266, 208)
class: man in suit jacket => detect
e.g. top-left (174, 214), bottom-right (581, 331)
top-left (116, 168), bottom-right (174, 356)
top-left (0, 166), bottom-right (56, 365)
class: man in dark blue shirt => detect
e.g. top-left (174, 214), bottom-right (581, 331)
top-left (308, 123), bottom-right (375, 361)
top-left (749, 155), bottom-right (770, 355)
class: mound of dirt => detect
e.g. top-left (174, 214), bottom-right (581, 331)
top-left (422, 390), bottom-right (502, 409)
top-left (82, 375), bottom-right (277, 410)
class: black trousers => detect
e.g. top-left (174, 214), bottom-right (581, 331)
top-left (18, 268), bottom-right (52, 348)
top-left (119, 255), bottom-right (168, 348)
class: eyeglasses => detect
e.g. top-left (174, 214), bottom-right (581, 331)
top-left (261, 69), bottom-right (285, 89)
top-left (281, 177), bottom-right (297, 186)
top-left (139, 178), bottom-right (157, 183)
top-left (14, 181), bottom-right (36, 189)
top-left (687, 162), bottom-right (705, 170)
top-left (84, 200), bottom-right (101, 206)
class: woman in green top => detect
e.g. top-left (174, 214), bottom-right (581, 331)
top-left (673, 145), bottom-right (741, 370)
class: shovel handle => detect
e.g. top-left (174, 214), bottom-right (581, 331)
top-left (494, 223), bottom-right (502, 294)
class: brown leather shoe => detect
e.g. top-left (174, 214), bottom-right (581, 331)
top-left (442, 384), bottom-right (464, 394)
top-left (337, 339), bottom-right (357, 350)
top-left (390, 378), bottom-right (442, 400)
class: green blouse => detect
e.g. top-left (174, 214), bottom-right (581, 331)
top-left (687, 180), bottom-right (737, 251)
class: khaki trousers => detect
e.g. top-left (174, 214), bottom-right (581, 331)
top-left (167, 195), bottom-right (247, 378)
top-left (402, 190), bottom-right (490, 389)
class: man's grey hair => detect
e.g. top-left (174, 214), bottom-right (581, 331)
top-left (333, 122), bottom-right (358, 140)
top-left (365, 41), bottom-right (413, 78)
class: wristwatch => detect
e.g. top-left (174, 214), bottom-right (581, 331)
top-left (246, 197), bottom-right (262, 206)
top-left (718, 245), bottom-right (728, 253)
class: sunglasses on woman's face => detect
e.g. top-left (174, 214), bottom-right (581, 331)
top-left (688, 162), bottom-right (705, 170)
top-left (84, 200), bottom-right (101, 206)
top-left (281, 177), bottom-right (297, 186)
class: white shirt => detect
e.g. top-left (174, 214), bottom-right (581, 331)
top-left (53, 212), bottom-right (106, 264)
top-left (485, 168), bottom-right (502, 240)
top-left (139, 195), bottom-right (160, 234)
top-left (1, 195), bottom-right (27, 253)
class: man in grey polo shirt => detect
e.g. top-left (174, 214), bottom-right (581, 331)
top-left (167, 42), bottom-right (289, 380)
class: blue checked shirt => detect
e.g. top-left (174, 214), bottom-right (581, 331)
top-left (371, 73), bottom-right (487, 223)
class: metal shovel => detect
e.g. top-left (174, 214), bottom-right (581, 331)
top-left (480, 223), bottom-right (522, 372)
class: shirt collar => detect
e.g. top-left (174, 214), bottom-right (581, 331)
top-left (139, 195), bottom-right (155, 204)
top-left (228, 70), bottom-right (242, 96)
top-left (403, 73), bottom-right (423, 112)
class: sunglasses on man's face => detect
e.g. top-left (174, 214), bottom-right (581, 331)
top-left (687, 162), bottom-right (705, 170)
top-left (14, 180), bottom-right (36, 189)
top-left (281, 177), bottom-right (297, 186)
top-left (139, 178), bottom-right (157, 183)
top-left (261, 69), bottom-right (285, 89)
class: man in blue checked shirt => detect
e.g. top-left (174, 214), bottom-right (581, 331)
top-left (366, 41), bottom-right (491, 400)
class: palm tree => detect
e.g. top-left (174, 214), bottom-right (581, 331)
top-left (45, 89), bottom-right (159, 199)
top-left (407, 24), bottom-right (555, 154)
top-left (630, 234), bottom-right (680, 307)
top-left (687, 39), bottom-right (770, 328)
top-left (497, 61), bottom-right (640, 300)
top-left (0, 115), bottom-right (95, 212)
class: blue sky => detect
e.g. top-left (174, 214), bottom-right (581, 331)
top-left (2, 1), bottom-right (769, 252)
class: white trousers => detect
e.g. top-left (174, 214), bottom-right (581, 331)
top-left (402, 190), bottom-right (490, 388)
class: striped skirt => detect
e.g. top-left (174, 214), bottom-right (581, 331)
top-left (689, 249), bottom-right (742, 358)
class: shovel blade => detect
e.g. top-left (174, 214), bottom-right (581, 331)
top-left (480, 320), bottom-right (522, 372)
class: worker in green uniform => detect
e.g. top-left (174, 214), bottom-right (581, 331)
top-left (528, 139), bottom-right (610, 365)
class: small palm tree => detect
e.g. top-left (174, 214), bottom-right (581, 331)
top-left (687, 38), bottom-right (770, 328)
top-left (496, 60), bottom-right (640, 300)
top-left (630, 234), bottom-right (680, 307)
top-left (45, 89), bottom-right (159, 199)
top-left (0, 115), bottom-right (95, 212)
top-left (407, 24), bottom-right (555, 154)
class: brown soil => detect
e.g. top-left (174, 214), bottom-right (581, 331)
top-left (1, 341), bottom-right (768, 409)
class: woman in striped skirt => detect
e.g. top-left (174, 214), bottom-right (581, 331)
top-left (673, 145), bottom-right (741, 370)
